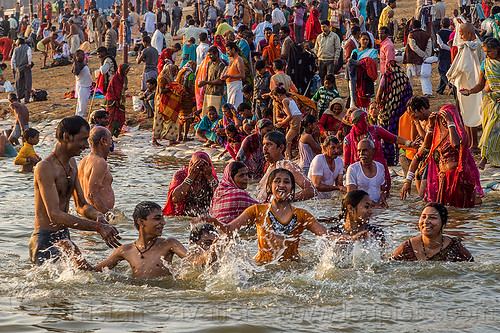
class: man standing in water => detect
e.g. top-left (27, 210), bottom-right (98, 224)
top-left (30, 116), bottom-right (121, 266)
top-left (78, 126), bottom-right (115, 215)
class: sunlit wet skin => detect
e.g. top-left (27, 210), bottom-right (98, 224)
top-left (0, 124), bottom-right (498, 331)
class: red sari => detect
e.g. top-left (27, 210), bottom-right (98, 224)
top-left (304, 9), bottom-right (321, 42)
top-left (163, 152), bottom-right (218, 216)
top-left (158, 48), bottom-right (174, 74)
top-left (105, 63), bottom-right (129, 137)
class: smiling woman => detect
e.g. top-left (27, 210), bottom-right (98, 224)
top-left (391, 202), bottom-right (474, 262)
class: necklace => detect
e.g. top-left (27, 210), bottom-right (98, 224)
top-left (421, 235), bottom-right (444, 260)
top-left (134, 238), bottom-right (158, 259)
top-left (52, 152), bottom-right (72, 179)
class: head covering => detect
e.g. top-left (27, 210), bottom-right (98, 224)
top-left (256, 118), bottom-right (273, 135)
top-left (176, 60), bottom-right (196, 86)
top-left (104, 63), bottom-right (129, 104)
top-left (160, 63), bottom-right (177, 84)
top-left (163, 151), bottom-right (218, 216)
top-left (325, 97), bottom-right (346, 121)
top-left (350, 109), bottom-right (369, 136)
top-left (214, 34), bottom-right (226, 54)
top-left (305, 8), bottom-right (321, 41)
top-left (263, 34), bottom-right (281, 66)
top-left (209, 162), bottom-right (259, 224)
top-left (158, 47), bottom-right (174, 74)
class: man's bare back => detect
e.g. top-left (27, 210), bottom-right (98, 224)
top-left (10, 101), bottom-right (29, 127)
top-left (78, 152), bottom-right (115, 214)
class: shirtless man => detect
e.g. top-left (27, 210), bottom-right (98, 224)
top-left (39, 33), bottom-right (59, 69)
top-left (60, 201), bottom-right (187, 278)
top-left (78, 126), bottom-right (115, 215)
top-left (7, 93), bottom-right (29, 145)
top-left (29, 116), bottom-right (121, 266)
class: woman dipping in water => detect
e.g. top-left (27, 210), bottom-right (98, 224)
top-left (206, 168), bottom-right (328, 264)
top-left (392, 202), bottom-right (473, 261)
top-left (163, 151), bottom-right (219, 216)
top-left (329, 190), bottom-right (385, 246)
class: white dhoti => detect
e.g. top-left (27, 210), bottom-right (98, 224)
top-left (406, 64), bottom-right (433, 96)
top-left (75, 84), bottom-right (91, 118)
top-left (69, 35), bottom-right (81, 54)
top-left (226, 80), bottom-right (243, 109)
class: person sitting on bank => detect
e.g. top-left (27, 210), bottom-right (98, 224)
top-left (392, 202), bottom-right (473, 262)
top-left (58, 201), bottom-right (188, 278)
top-left (195, 105), bottom-right (222, 146)
top-left (163, 151), bottom-right (219, 217)
top-left (14, 127), bottom-right (41, 172)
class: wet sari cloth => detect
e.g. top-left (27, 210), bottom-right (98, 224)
top-left (479, 58), bottom-right (500, 167)
top-left (209, 162), bottom-right (259, 224)
top-left (425, 105), bottom-right (483, 207)
top-left (379, 60), bottom-right (413, 166)
top-left (393, 237), bottom-right (474, 262)
top-left (236, 118), bottom-right (273, 179)
top-left (104, 63), bottom-right (129, 137)
top-left (163, 152), bottom-right (218, 216)
top-left (343, 111), bottom-right (393, 190)
top-left (153, 64), bottom-right (185, 141)
top-left (176, 60), bottom-right (197, 123)
top-left (262, 34), bottom-right (281, 71)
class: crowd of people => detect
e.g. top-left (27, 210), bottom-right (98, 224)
top-left (1, 0), bottom-right (497, 278)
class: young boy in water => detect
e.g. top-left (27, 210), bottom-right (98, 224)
top-left (14, 128), bottom-right (41, 172)
top-left (59, 201), bottom-right (187, 278)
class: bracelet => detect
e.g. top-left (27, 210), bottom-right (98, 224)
top-left (184, 178), bottom-right (193, 186)
top-left (209, 178), bottom-right (218, 188)
top-left (405, 139), bottom-right (411, 148)
top-left (447, 123), bottom-right (456, 128)
top-left (427, 128), bottom-right (434, 133)
top-left (406, 171), bottom-right (415, 182)
top-left (96, 221), bottom-right (101, 232)
top-left (105, 211), bottom-right (115, 222)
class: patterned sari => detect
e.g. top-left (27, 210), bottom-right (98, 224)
top-left (378, 60), bottom-right (413, 166)
top-left (153, 64), bottom-right (184, 141)
top-left (176, 60), bottom-right (197, 122)
top-left (479, 58), bottom-right (500, 167)
top-left (104, 63), bottom-right (129, 137)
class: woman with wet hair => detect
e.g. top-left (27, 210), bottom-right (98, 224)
top-left (392, 202), bottom-right (474, 261)
top-left (205, 168), bottom-right (328, 264)
top-left (329, 190), bottom-right (385, 246)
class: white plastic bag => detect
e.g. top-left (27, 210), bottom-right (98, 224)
top-left (3, 81), bottom-right (14, 93)
top-left (420, 63), bottom-right (432, 78)
top-left (132, 96), bottom-right (142, 112)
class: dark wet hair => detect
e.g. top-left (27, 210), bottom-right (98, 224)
top-left (484, 37), bottom-right (500, 51)
top-left (226, 41), bottom-right (238, 51)
top-left (90, 110), bottom-right (109, 124)
top-left (23, 128), bottom-right (39, 141)
top-left (424, 202), bottom-right (448, 229)
top-left (241, 85), bottom-right (253, 95)
top-left (266, 168), bottom-right (295, 201)
top-left (301, 114), bottom-right (317, 129)
top-left (412, 19), bottom-right (421, 29)
top-left (56, 116), bottom-right (90, 142)
top-left (255, 59), bottom-right (266, 70)
top-left (208, 45), bottom-right (219, 54)
top-left (407, 96), bottom-right (430, 112)
top-left (230, 161), bottom-right (247, 179)
top-left (133, 201), bottom-right (162, 230)
top-left (341, 190), bottom-right (369, 220)
top-left (264, 131), bottom-right (286, 149)
top-left (190, 223), bottom-right (218, 244)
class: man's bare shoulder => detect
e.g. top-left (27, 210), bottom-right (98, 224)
top-left (34, 158), bottom-right (56, 178)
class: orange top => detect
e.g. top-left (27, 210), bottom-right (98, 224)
top-left (398, 111), bottom-right (417, 159)
top-left (226, 56), bottom-right (242, 82)
top-left (244, 204), bottom-right (316, 264)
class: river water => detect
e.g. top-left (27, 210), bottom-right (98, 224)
top-left (0, 119), bottom-right (499, 332)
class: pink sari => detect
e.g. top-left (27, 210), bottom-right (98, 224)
top-left (425, 105), bottom-right (483, 207)
top-left (209, 162), bottom-right (259, 224)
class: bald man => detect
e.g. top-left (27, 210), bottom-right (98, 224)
top-left (446, 22), bottom-right (485, 153)
top-left (78, 127), bottom-right (115, 214)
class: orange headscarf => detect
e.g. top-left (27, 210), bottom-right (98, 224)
top-left (262, 34), bottom-right (281, 68)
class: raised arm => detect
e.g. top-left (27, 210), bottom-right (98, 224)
top-left (205, 211), bottom-right (254, 234)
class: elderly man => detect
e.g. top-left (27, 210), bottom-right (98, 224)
top-left (346, 139), bottom-right (388, 207)
top-left (30, 116), bottom-right (121, 266)
top-left (78, 126), bottom-right (115, 215)
top-left (256, 131), bottom-right (315, 202)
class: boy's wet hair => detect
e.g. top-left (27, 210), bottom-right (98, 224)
top-left (23, 128), bottom-right (39, 141)
top-left (133, 201), bottom-right (162, 230)
top-left (190, 223), bottom-right (217, 244)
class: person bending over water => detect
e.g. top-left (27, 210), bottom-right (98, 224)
top-left (78, 126), bottom-right (115, 215)
top-left (30, 116), bottom-right (121, 266)
top-left (392, 202), bottom-right (473, 261)
top-left (329, 190), bottom-right (385, 246)
top-left (163, 151), bottom-right (219, 216)
top-left (206, 168), bottom-right (328, 264)
top-left (60, 201), bottom-right (188, 278)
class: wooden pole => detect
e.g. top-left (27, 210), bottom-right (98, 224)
top-left (122, 0), bottom-right (129, 64)
top-left (29, 0), bottom-right (33, 19)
